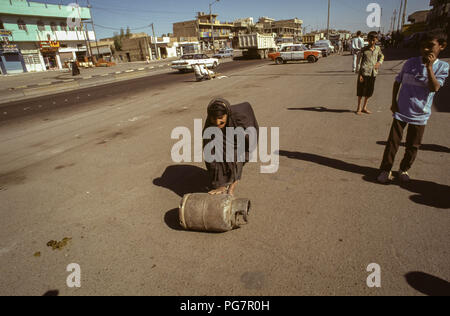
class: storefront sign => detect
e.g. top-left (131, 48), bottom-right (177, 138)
top-left (0, 30), bottom-right (12, 37)
top-left (0, 43), bottom-right (19, 53)
top-left (40, 41), bottom-right (60, 49)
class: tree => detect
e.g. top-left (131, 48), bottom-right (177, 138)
top-left (126, 26), bottom-right (131, 38)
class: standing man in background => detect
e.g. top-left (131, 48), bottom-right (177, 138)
top-left (352, 31), bottom-right (365, 72)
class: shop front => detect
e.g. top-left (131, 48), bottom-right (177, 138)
top-left (19, 43), bottom-right (46, 73)
top-left (39, 41), bottom-right (62, 70)
top-left (0, 42), bottom-right (27, 75)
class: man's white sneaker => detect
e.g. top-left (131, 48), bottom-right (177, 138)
top-left (377, 171), bottom-right (393, 184)
top-left (399, 171), bottom-right (410, 182)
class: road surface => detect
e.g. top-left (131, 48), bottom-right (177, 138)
top-left (0, 52), bottom-right (449, 296)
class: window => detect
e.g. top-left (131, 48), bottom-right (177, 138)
top-left (50, 22), bottom-right (58, 32)
top-left (60, 22), bottom-right (67, 31)
top-left (0, 20), bottom-right (4, 30)
top-left (17, 19), bottom-right (27, 31)
top-left (37, 21), bottom-right (45, 31)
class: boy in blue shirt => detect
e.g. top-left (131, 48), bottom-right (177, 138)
top-left (378, 33), bottom-right (449, 183)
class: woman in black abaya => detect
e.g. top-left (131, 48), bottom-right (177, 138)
top-left (203, 98), bottom-right (259, 196)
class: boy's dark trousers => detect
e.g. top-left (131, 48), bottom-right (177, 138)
top-left (380, 119), bottom-right (426, 172)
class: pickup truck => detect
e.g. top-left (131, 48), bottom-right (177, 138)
top-left (269, 44), bottom-right (321, 64)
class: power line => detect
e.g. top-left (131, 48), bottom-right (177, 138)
top-left (93, 24), bottom-right (152, 31)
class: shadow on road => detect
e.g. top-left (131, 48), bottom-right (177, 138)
top-left (287, 107), bottom-right (354, 113)
top-left (164, 208), bottom-right (184, 231)
top-left (376, 141), bottom-right (450, 154)
top-left (277, 150), bottom-right (450, 209)
top-left (405, 272), bottom-right (450, 296)
top-left (153, 165), bottom-right (210, 197)
top-left (42, 290), bottom-right (59, 296)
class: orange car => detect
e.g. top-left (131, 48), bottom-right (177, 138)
top-left (269, 44), bottom-right (321, 64)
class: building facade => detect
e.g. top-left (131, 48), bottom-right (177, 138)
top-left (112, 33), bottom-right (152, 63)
top-left (258, 17), bottom-right (303, 43)
top-left (173, 12), bottom-right (234, 50)
top-left (0, 0), bottom-right (95, 75)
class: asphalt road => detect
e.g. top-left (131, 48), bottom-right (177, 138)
top-left (0, 52), bottom-right (449, 296)
top-left (0, 59), bottom-right (267, 123)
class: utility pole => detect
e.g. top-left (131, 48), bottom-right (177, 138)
top-left (151, 23), bottom-right (159, 60)
top-left (379, 7), bottom-right (383, 33)
top-left (397, 0), bottom-right (403, 32)
top-left (401, 0), bottom-right (408, 29)
top-left (86, 0), bottom-right (100, 58)
top-left (75, 0), bottom-right (92, 59)
top-left (326, 0), bottom-right (331, 40)
top-left (392, 9), bottom-right (397, 33)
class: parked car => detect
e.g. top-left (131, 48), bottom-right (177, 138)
top-left (171, 54), bottom-right (219, 72)
top-left (212, 48), bottom-right (234, 59)
top-left (312, 43), bottom-right (332, 57)
top-left (269, 44), bottom-right (321, 64)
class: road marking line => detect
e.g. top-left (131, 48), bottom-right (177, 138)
top-left (101, 74), bottom-right (109, 77)
top-left (150, 66), bottom-right (154, 69)
top-left (125, 70), bottom-right (135, 73)
top-left (115, 71), bottom-right (122, 74)
top-left (16, 86), bottom-right (27, 89)
top-left (138, 68), bottom-right (145, 71)
top-left (84, 76), bottom-right (92, 79)
top-left (38, 82), bottom-right (51, 86)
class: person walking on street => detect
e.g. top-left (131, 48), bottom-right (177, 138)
top-left (352, 31), bottom-right (365, 72)
top-left (356, 32), bottom-right (384, 115)
top-left (377, 33), bottom-right (449, 183)
top-left (71, 60), bottom-right (80, 76)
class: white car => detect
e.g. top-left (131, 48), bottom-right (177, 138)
top-left (314, 40), bottom-right (335, 53)
top-left (171, 53), bottom-right (219, 72)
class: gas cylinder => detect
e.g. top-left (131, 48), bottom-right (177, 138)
top-left (179, 193), bottom-right (251, 232)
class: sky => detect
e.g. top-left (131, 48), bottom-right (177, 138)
top-left (32, 0), bottom-right (432, 39)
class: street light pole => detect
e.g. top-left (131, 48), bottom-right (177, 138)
top-left (327, 0), bottom-right (330, 40)
top-left (209, 0), bottom-right (219, 53)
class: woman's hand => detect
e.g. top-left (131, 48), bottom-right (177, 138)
top-left (359, 75), bottom-right (364, 83)
top-left (208, 187), bottom-right (228, 195)
top-left (375, 62), bottom-right (381, 70)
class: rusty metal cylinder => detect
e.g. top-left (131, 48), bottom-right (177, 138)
top-left (179, 193), bottom-right (251, 232)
